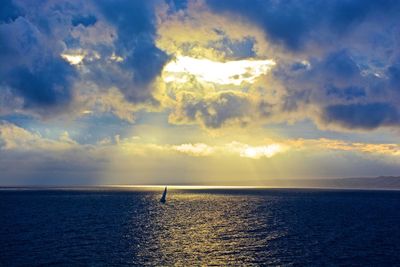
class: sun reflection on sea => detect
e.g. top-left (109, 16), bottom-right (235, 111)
top-left (130, 190), bottom-right (285, 265)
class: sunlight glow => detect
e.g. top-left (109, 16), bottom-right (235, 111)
top-left (240, 144), bottom-right (284, 159)
top-left (110, 53), bottom-right (124, 62)
top-left (163, 56), bottom-right (276, 85)
top-left (61, 53), bottom-right (84, 65)
top-left (173, 143), bottom-right (215, 156)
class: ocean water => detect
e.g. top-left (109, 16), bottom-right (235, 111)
top-left (1, 188), bottom-right (400, 266)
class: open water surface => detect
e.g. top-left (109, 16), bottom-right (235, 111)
top-left (1, 188), bottom-right (399, 266)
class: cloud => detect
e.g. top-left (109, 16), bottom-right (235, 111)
top-left (169, 91), bottom-right (252, 128)
top-left (0, 16), bottom-right (77, 115)
top-left (115, 138), bottom-right (288, 159)
top-left (0, 121), bottom-right (77, 151)
top-left (225, 141), bottom-right (287, 159)
top-left (156, 0), bottom-right (269, 60)
top-left (71, 15), bottom-right (97, 27)
top-left (163, 56), bottom-right (275, 85)
top-left (206, 0), bottom-right (312, 51)
top-left (1, 0), bottom-right (400, 133)
top-left (205, 0), bottom-right (400, 52)
top-left (0, 0), bottom-right (22, 22)
top-left (1, 121), bottom-right (399, 185)
top-left (154, 3), bottom-right (281, 129)
top-left (103, 134), bottom-right (400, 159)
top-left (290, 138), bottom-right (400, 157)
top-left (0, 121), bottom-right (108, 185)
top-left (74, 86), bottom-right (140, 123)
top-left (322, 103), bottom-right (400, 130)
top-left (172, 143), bottom-right (215, 156)
top-left (269, 48), bottom-right (400, 131)
top-left (200, 0), bottom-right (400, 131)
top-left (0, 0), bottom-right (171, 120)
top-left (3, 121), bottom-right (396, 160)
top-left (171, 142), bottom-right (287, 158)
top-left (95, 0), bottom-right (169, 103)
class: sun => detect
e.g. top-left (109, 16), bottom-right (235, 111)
top-left (243, 147), bottom-right (258, 158)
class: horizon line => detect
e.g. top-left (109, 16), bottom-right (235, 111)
top-left (1, 185), bottom-right (400, 191)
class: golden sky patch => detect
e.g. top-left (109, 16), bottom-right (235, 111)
top-left (163, 56), bottom-right (275, 85)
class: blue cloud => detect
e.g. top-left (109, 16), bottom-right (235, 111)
top-left (6, 62), bottom-right (75, 108)
top-left (173, 92), bottom-right (251, 128)
top-left (388, 64), bottom-right (400, 86)
top-left (0, 0), bottom-right (172, 117)
top-left (0, 14), bottom-right (77, 115)
top-left (1, 0), bottom-right (399, 132)
top-left (96, 0), bottom-right (169, 102)
top-left (206, 0), bottom-right (400, 51)
top-left (204, 1), bottom-right (400, 131)
top-left (166, 0), bottom-right (188, 11)
top-left (323, 103), bottom-right (399, 129)
top-left (206, 0), bottom-right (310, 50)
top-left (326, 86), bottom-right (366, 101)
top-left (0, 0), bottom-right (22, 23)
top-left (290, 62), bottom-right (309, 72)
top-left (72, 15), bottom-right (97, 27)
top-left (270, 45), bottom-right (400, 130)
top-left (322, 51), bottom-right (359, 79)
top-left (209, 34), bottom-right (256, 60)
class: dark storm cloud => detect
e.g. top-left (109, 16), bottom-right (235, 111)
top-left (6, 62), bottom-right (75, 108)
top-left (206, 0), bottom-right (310, 50)
top-left (202, 0), bottom-right (400, 131)
top-left (0, 0), bottom-right (170, 117)
top-left (322, 103), bottom-right (400, 129)
top-left (0, 15), bottom-right (76, 114)
top-left (96, 0), bottom-right (169, 103)
top-left (388, 64), bottom-right (400, 86)
top-left (0, 0), bottom-right (22, 22)
top-left (322, 51), bottom-right (359, 80)
top-left (1, 0), bottom-right (400, 131)
top-left (275, 49), bottom-right (400, 130)
top-left (71, 15), bottom-right (97, 27)
top-left (205, 0), bottom-right (400, 51)
top-left (0, 1), bottom-right (107, 116)
top-left (274, 50), bottom-right (364, 103)
top-left (326, 86), bottom-right (366, 101)
top-left (275, 50), bottom-right (361, 89)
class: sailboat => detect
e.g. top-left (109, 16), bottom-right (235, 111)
top-left (160, 186), bottom-right (167, 203)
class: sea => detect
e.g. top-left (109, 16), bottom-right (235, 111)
top-left (1, 187), bottom-right (400, 266)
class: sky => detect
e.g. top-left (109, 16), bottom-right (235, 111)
top-left (0, 0), bottom-right (400, 186)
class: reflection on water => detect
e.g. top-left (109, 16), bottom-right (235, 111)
top-left (139, 193), bottom-right (283, 265)
top-left (1, 188), bottom-right (400, 266)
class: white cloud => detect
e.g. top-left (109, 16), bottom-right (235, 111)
top-left (0, 121), bottom-right (78, 151)
top-left (172, 143), bottom-right (215, 156)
